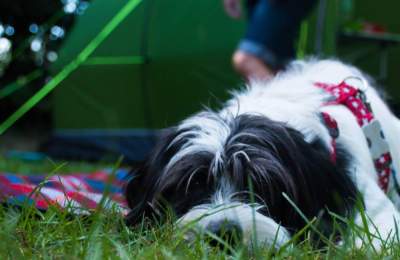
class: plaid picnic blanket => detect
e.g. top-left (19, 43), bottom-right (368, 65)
top-left (0, 169), bottom-right (130, 214)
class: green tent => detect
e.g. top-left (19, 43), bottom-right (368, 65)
top-left (46, 0), bottom-right (245, 161)
top-left (53, 0), bottom-right (244, 131)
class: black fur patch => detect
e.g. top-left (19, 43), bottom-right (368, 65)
top-left (125, 113), bottom-right (359, 240)
top-left (223, 114), bottom-right (358, 237)
top-left (124, 127), bottom-right (216, 225)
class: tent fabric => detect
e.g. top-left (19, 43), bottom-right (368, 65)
top-left (42, 130), bottom-right (157, 163)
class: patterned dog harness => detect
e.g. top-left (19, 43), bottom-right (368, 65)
top-left (315, 79), bottom-right (395, 193)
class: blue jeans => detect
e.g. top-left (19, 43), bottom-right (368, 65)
top-left (239, 0), bottom-right (316, 69)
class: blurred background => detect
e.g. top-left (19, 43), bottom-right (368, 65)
top-left (0, 0), bottom-right (398, 167)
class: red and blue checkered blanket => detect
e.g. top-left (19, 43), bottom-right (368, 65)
top-left (0, 169), bottom-right (130, 214)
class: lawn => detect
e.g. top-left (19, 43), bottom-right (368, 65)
top-left (0, 157), bottom-right (399, 259)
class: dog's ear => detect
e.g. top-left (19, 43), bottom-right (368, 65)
top-left (124, 127), bottom-right (180, 226)
top-left (124, 164), bottom-right (156, 226)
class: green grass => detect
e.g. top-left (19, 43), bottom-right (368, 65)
top-left (2, 203), bottom-right (400, 260)
top-left (1, 159), bottom-right (400, 259)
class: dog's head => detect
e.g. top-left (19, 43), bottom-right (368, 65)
top-left (125, 112), bottom-right (357, 248)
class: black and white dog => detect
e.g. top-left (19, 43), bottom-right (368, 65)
top-left (125, 60), bottom-right (400, 249)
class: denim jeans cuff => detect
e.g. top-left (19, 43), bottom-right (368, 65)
top-left (238, 40), bottom-right (289, 70)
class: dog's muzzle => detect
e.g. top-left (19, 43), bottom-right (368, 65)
top-left (177, 203), bottom-right (291, 249)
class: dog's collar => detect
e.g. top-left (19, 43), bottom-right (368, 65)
top-left (315, 80), bottom-right (394, 193)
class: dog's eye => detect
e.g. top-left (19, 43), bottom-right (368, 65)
top-left (184, 180), bottom-right (201, 193)
top-left (183, 176), bottom-right (210, 195)
top-left (192, 180), bottom-right (201, 186)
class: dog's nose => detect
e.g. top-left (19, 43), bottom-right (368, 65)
top-left (205, 220), bottom-right (243, 248)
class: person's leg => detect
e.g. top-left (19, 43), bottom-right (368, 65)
top-left (233, 0), bottom-right (316, 81)
top-left (232, 50), bottom-right (275, 80)
top-left (232, 0), bottom-right (274, 80)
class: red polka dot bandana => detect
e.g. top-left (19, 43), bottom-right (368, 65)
top-left (315, 80), bottom-right (393, 193)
